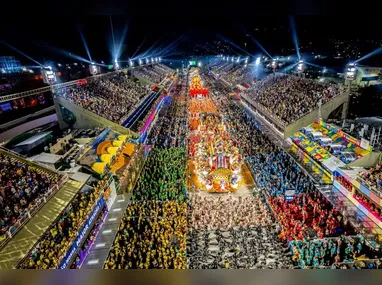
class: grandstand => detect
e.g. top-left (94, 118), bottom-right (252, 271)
top-left (2, 16), bottom-right (382, 271)
top-left (0, 148), bottom-right (75, 268)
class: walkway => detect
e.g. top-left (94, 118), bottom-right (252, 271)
top-left (121, 91), bottom-right (160, 128)
top-left (81, 193), bottom-right (131, 269)
top-left (0, 179), bottom-right (83, 269)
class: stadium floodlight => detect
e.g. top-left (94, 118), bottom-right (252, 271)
top-left (255, 57), bottom-right (261, 65)
top-left (346, 63), bottom-right (357, 81)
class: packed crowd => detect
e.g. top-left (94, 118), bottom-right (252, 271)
top-left (248, 147), bottom-right (315, 196)
top-left (268, 192), bottom-right (345, 241)
top-left (214, 96), bottom-right (274, 156)
top-left (131, 65), bottom-right (167, 84)
top-left (242, 74), bottom-right (340, 124)
top-left (211, 63), bottom-right (234, 75)
top-left (104, 201), bottom-right (187, 269)
top-left (70, 206), bottom-right (108, 269)
top-left (20, 178), bottom-right (108, 269)
top-left (290, 235), bottom-right (381, 268)
top-left (354, 192), bottom-right (382, 220)
top-left (132, 147), bottom-right (187, 202)
top-left (148, 78), bottom-right (189, 148)
top-left (59, 73), bottom-right (147, 124)
top-left (190, 195), bottom-right (272, 230)
top-left (189, 98), bottom-right (217, 114)
top-left (153, 63), bottom-right (173, 75)
top-left (187, 224), bottom-right (293, 269)
top-left (223, 66), bottom-right (254, 86)
top-left (359, 163), bottom-right (382, 193)
top-left (0, 154), bottom-right (60, 241)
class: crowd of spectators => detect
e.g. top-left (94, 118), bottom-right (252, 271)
top-left (148, 77), bottom-right (189, 148)
top-left (131, 65), bottom-right (168, 84)
top-left (153, 64), bottom-right (173, 75)
top-left (187, 221), bottom-right (293, 269)
top-left (359, 163), bottom-right (382, 194)
top-left (242, 74), bottom-right (340, 124)
top-left (104, 200), bottom-right (187, 269)
top-left (132, 147), bottom-right (187, 202)
top-left (20, 178), bottom-right (108, 269)
top-left (70, 206), bottom-right (108, 269)
top-left (190, 194), bottom-right (272, 230)
top-left (223, 66), bottom-right (254, 86)
top-left (189, 98), bottom-right (217, 114)
top-left (214, 97), bottom-right (275, 156)
top-left (248, 147), bottom-right (315, 196)
top-left (0, 153), bottom-right (60, 242)
top-left (268, 192), bottom-right (345, 241)
top-left (59, 73), bottom-right (148, 124)
top-left (354, 192), bottom-right (382, 220)
top-left (290, 235), bottom-right (381, 268)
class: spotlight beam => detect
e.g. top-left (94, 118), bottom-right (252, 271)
top-left (279, 62), bottom-right (299, 73)
top-left (304, 62), bottom-right (323, 69)
top-left (131, 37), bottom-right (147, 59)
top-left (44, 44), bottom-right (92, 64)
top-left (157, 35), bottom-right (184, 57)
top-left (110, 15), bottom-right (117, 60)
top-left (289, 16), bottom-right (301, 60)
top-left (217, 34), bottom-right (252, 57)
top-left (355, 47), bottom-right (382, 63)
top-left (1, 41), bottom-right (44, 67)
top-left (77, 25), bottom-right (92, 63)
top-left (135, 39), bottom-right (162, 59)
top-left (247, 34), bottom-right (273, 60)
top-left (115, 23), bottom-right (129, 61)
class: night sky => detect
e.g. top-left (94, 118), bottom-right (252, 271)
top-left (1, 13), bottom-right (381, 67)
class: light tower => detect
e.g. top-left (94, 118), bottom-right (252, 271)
top-left (345, 63), bottom-right (357, 91)
top-left (297, 59), bottom-right (305, 77)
